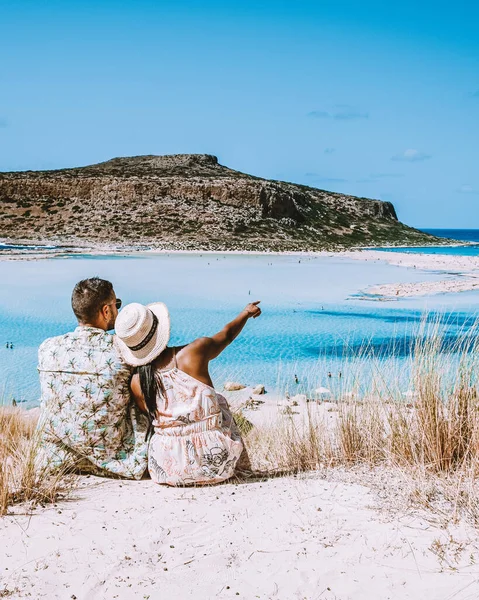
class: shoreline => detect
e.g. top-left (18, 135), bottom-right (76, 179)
top-left (3, 240), bottom-right (479, 299)
top-left (0, 241), bottom-right (474, 261)
top-left (0, 234), bottom-right (474, 258)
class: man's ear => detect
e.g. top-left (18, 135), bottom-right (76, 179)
top-left (100, 304), bottom-right (110, 321)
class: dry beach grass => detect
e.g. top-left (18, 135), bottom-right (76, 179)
top-left (0, 407), bottom-right (71, 516)
top-left (2, 317), bottom-right (479, 525)
top-left (242, 318), bottom-right (479, 524)
top-left (3, 321), bottom-right (479, 598)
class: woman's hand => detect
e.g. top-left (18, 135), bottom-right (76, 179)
top-left (187, 301), bottom-right (263, 364)
top-left (243, 301), bottom-right (261, 319)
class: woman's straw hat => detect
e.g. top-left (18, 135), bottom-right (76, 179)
top-left (114, 302), bottom-right (170, 366)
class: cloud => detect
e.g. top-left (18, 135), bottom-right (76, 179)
top-left (334, 109), bottom-right (369, 120)
top-left (457, 184), bottom-right (479, 194)
top-left (305, 173), bottom-right (348, 183)
top-left (370, 172), bottom-right (404, 179)
top-left (319, 177), bottom-right (348, 183)
top-left (356, 173), bottom-right (404, 183)
top-left (324, 147), bottom-right (335, 154)
top-left (308, 110), bottom-right (330, 119)
top-left (308, 105), bottom-right (369, 120)
top-left (391, 149), bottom-right (431, 162)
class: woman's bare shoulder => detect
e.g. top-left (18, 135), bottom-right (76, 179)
top-left (176, 338), bottom-right (213, 366)
top-left (177, 338), bottom-right (212, 355)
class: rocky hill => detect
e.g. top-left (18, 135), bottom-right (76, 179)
top-left (0, 154), bottom-right (441, 251)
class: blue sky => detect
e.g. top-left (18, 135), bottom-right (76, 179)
top-left (0, 0), bottom-right (478, 228)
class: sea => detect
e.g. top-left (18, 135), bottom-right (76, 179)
top-left (379, 229), bottom-right (479, 256)
top-left (1, 229), bottom-right (479, 406)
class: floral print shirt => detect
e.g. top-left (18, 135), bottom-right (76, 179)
top-left (36, 326), bottom-right (148, 479)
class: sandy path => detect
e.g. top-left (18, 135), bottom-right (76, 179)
top-left (2, 473), bottom-right (479, 600)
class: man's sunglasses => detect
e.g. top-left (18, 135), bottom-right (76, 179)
top-left (107, 298), bottom-right (122, 310)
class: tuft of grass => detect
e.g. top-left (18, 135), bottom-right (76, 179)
top-left (241, 316), bottom-right (479, 521)
top-left (0, 407), bottom-right (73, 516)
top-left (244, 406), bottom-right (330, 474)
top-left (233, 411), bottom-right (254, 436)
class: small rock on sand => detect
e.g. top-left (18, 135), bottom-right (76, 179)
top-left (252, 384), bottom-right (265, 395)
top-left (224, 381), bottom-right (246, 391)
top-left (290, 394), bottom-right (307, 404)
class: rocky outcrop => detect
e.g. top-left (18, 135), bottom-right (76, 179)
top-left (0, 154), bottom-right (440, 250)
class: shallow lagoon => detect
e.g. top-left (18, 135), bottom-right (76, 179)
top-left (0, 252), bottom-right (477, 405)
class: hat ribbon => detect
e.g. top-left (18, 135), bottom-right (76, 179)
top-left (128, 312), bottom-right (159, 351)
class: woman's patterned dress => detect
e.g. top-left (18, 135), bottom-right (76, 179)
top-left (148, 352), bottom-right (244, 486)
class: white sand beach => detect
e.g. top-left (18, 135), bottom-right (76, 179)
top-left (367, 275), bottom-right (479, 298)
top-left (343, 250), bottom-right (479, 298)
top-left (2, 469), bottom-right (479, 600)
top-left (3, 393), bottom-right (479, 600)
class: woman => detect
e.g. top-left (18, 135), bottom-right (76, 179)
top-left (114, 300), bottom-right (261, 486)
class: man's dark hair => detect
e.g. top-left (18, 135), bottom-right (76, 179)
top-left (71, 277), bottom-right (114, 323)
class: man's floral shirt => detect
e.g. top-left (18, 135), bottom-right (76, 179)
top-left (36, 326), bottom-right (148, 479)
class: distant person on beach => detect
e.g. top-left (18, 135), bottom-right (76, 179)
top-left (115, 300), bottom-right (261, 486)
top-left (36, 278), bottom-right (148, 479)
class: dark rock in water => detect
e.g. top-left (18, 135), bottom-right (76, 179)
top-left (0, 153), bottom-right (441, 250)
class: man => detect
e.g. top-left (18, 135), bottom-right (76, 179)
top-left (36, 277), bottom-right (148, 479)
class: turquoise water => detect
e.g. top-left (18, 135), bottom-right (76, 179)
top-left (379, 246), bottom-right (479, 256)
top-left (0, 243), bottom-right (58, 252)
top-left (0, 252), bottom-right (478, 406)
top-left (378, 229), bottom-right (479, 256)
